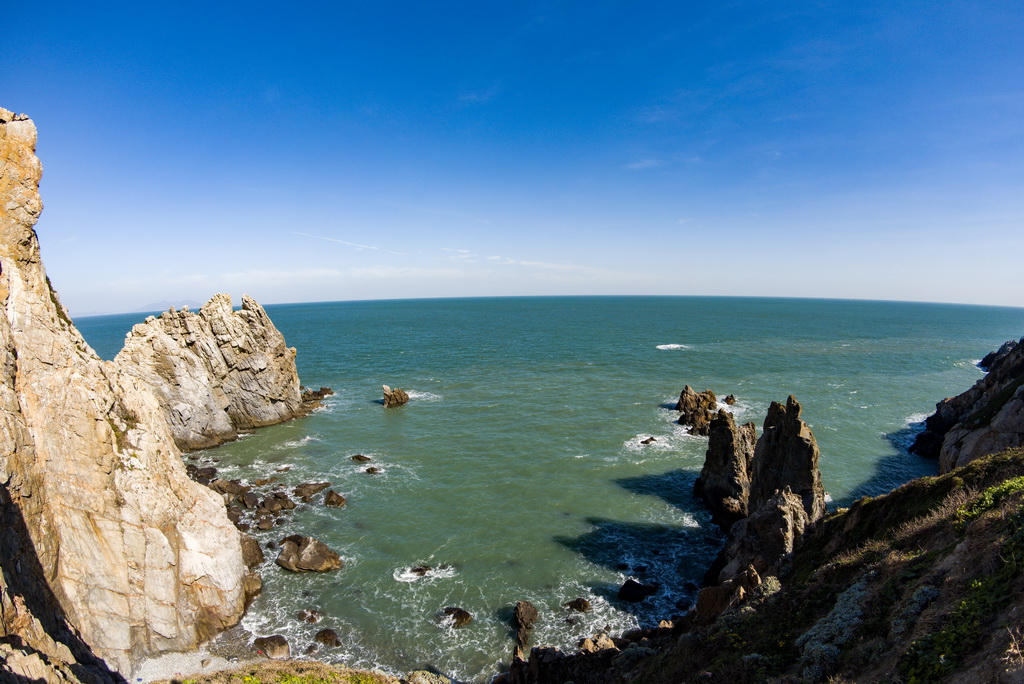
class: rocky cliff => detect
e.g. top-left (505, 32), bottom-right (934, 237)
top-left (114, 294), bottom-right (303, 451)
top-left (911, 335), bottom-right (1024, 472)
top-left (0, 108), bottom-right (285, 680)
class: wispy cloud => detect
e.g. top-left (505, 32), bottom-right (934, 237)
top-left (458, 84), bottom-right (501, 104)
top-left (625, 158), bottom-right (667, 170)
top-left (292, 231), bottom-right (407, 256)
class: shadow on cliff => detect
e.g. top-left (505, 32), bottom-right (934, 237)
top-left (838, 422), bottom-right (939, 506)
top-left (0, 484), bottom-right (126, 684)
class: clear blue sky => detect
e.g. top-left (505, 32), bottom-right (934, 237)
top-left (5, 1), bottom-right (1024, 314)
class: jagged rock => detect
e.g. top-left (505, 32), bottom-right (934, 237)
top-left (513, 600), bottom-right (540, 647)
top-left (564, 597), bottom-right (591, 612)
top-left (0, 109), bottom-right (251, 678)
top-left (253, 635), bottom-right (290, 659)
top-left (293, 482), bottom-right (331, 498)
top-left (908, 336), bottom-right (1024, 471)
top-left (640, 436), bottom-right (656, 445)
top-left (675, 385), bottom-right (719, 435)
top-left (694, 409), bottom-right (757, 529)
top-left (442, 606), bottom-right (473, 627)
top-left (383, 384), bottom-right (410, 407)
top-left (275, 536), bottom-right (343, 572)
top-left (709, 487), bottom-right (809, 586)
top-left (617, 579), bottom-right (658, 602)
top-left (324, 490), bottom-right (347, 507)
top-left (314, 628), bottom-right (342, 647)
top-left (240, 533), bottom-right (265, 568)
top-left (724, 394), bottom-right (737, 405)
top-left (695, 565), bottom-right (762, 623)
top-left (114, 293), bottom-right (305, 452)
top-left (749, 396), bottom-right (826, 522)
top-left (980, 340), bottom-right (1017, 371)
top-left (351, 454), bottom-right (372, 462)
top-left (300, 386), bottom-right (334, 412)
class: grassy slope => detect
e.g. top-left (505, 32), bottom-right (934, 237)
top-left (634, 447), bottom-right (1024, 683)
top-left (150, 661), bottom-right (399, 684)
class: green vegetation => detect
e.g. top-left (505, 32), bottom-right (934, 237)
top-left (45, 275), bottom-right (72, 328)
top-left (161, 662), bottom-right (395, 684)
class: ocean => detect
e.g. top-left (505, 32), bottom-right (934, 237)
top-left (76, 295), bottom-right (1024, 681)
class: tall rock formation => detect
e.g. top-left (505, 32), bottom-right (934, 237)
top-left (749, 396), bottom-right (826, 522)
top-left (693, 409), bottom-right (757, 528)
top-left (675, 386), bottom-right (718, 435)
top-left (114, 294), bottom-right (303, 451)
top-left (0, 108), bottom-right (255, 679)
top-left (911, 336), bottom-right (1024, 472)
top-left (695, 396), bottom-right (825, 530)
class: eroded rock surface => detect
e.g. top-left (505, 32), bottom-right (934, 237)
top-left (114, 294), bottom-right (304, 451)
top-left (382, 384), bottom-right (410, 407)
top-left (0, 108), bottom-right (253, 678)
top-left (694, 409), bottom-right (757, 528)
top-left (675, 386), bottom-right (718, 435)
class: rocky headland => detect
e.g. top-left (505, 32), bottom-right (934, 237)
top-left (509, 368), bottom-right (1024, 682)
top-left (0, 108), bottom-right (308, 682)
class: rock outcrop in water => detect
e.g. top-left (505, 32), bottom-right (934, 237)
top-left (0, 108), bottom-right (279, 680)
top-left (695, 396), bottom-right (824, 532)
top-left (675, 386), bottom-right (718, 435)
top-left (114, 294), bottom-right (304, 451)
top-left (383, 384), bottom-right (410, 407)
top-left (911, 335), bottom-right (1024, 472)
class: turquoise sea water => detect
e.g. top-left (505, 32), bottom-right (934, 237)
top-left (77, 296), bottom-right (1024, 681)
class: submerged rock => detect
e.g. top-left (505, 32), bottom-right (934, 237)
top-left (351, 454), bottom-right (373, 462)
top-left (564, 597), bottom-right (591, 612)
top-left (617, 579), bottom-right (658, 603)
top-left (293, 482), bottom-right (331, 498)
top-left (383, 384), bottom-right (410, 407)
top-left (442, 606), bottom-right (474, 627)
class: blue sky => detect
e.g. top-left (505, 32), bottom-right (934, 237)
top-left (5, 1), bottom-right (1024, 314)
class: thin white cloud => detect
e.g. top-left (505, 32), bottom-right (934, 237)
top-left (292, 231), bottom-right (407, 256)
top-left (625, 159), bottom-right (667, 170)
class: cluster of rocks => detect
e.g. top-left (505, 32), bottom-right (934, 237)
top-left (674, 386), bottom-right (736, 435)
top-left (910, 335), bottom-right (1024, 472)
top-left (383, 384), bottom-right (410, 407)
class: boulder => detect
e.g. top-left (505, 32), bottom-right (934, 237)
top-left (296, 609), bottom-right (323, 624)
top-left (563, 597), bottom-right (591, 612)
top-left (617, 579), bottom-right (658, 603)
top-left (324, 490), bottom-right (347, 507)
top-left (365, 466), bottom-right (382, 475)
top-left (351, 454), bottom-right (373, 462)
top-left (314, 628), bottom-right (342, 647)
top-left (513, 600), bottom-right (540, 647)
top-left (253, 635), bottom-right (290, 660)
top-left (293, 482), bottom-right (331, 498)
top-left (240, 533), bottom-right (265, 569)
top-left (694, 409), bottom-right (757, 530)
top-left (275, 536), bottom-right (343, 572)
top-left (383, 384), bottom-right (410, 407)
top-left (675, 386), bottom-right (719, 435)
top-left (442, 606), bottom-right (474, 627)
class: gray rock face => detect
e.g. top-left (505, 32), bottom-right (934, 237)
top-left (711, 487), bottom-right (810, 585)
top-left (114, 293), bottom-right (304, 451)
top-left (749, 396), bottom-right (826, 523)
top-left (0, 108), bottom-right (265, 679)
top-left (694, 409), bottom-right (757, 528)
top-left (911, 336), bottom-right (1024, 472)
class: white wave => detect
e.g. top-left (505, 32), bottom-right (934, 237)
top-left (392, 564), bottom-right (458, 583)
top-left (276, 435), bottom-right (321, 449)
top-left (656, 343), bottom-right (690, 350)
top-left (905, 412), bottom-right (930, 426)
top-left (406, 390), bottom-right (443, 401)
